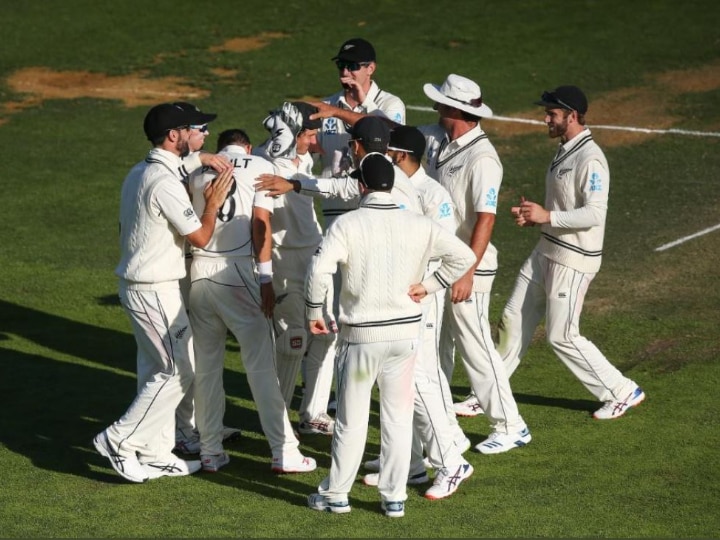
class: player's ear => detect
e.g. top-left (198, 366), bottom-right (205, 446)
top-left (366, 62), bottom-right (376, 77)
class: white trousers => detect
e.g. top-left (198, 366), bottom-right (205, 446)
top-left (108, 284), bottom-right (194, 462)
top-left (189, 257), bottom-right (299, 458)
top-left (445, 290), bottom-right (526, 433)
top-left (498, 250), bottom-right (636, 402)
top-left (319, 339), bottom-right (417, 504)
top-left (272, 246), bottom-right (336, 416)
top-left (410, 291), bottom-right (466, 470)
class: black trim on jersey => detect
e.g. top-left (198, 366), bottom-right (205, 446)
top-left (195, 238), bottom-right (253, 255)
top-left (541, 232), bottom-right (603, 257)
top-left (473, 269), bottom-right (497, 277)
top-left (322, 209), bottom-right (351, 217)
top-left (145, 157), bottom-right (186, 181)
top-left (347, 314), bottom-right (422, 328)
top-left (549, 132), bottom-right (593, 172)
top-left (434, 134), bottom-right (488, 170)
top-left (360, 202), bottom-right (399, 210)
top-left (305, 299), bottom-right (325, 310)
top-left (433, 272), bottom-right (451, 289)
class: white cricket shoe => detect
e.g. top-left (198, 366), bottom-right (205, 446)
top-left (298, 413), bottom-right (335, 435)
top-left (174, 433), bottom-right (200, 455)
top-left (454, 394), bottom-right (484, 417)
top-left (271, 453), bottom-right (317, 473)
top-left (175, 426), bottom-right (241, 455)
top-left (93, 430), bottom-right (148, 483)
top-left (141, 457), bottom-right (202, 479)
top-left (593, 386), bottom-right (646, 420)
top-left (455, 436), bottom-right (472, 454)
top-left (475, 427), bottom-right (532, 455)
top-left (381, 500), bottom-right (405, 518)
top-left (201, 452), bottom-right (230, 473)
top-left (307, 493), bottom-right (351, 514)
top-left (424, 463), bottom-right (474, 500)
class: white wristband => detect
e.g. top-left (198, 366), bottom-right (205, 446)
top-left (257, 260), bottom-right (273, 283)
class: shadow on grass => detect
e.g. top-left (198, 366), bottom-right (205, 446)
top-left (0, 299), bottom-right (310, 493)
top-left (452, 385), bottom-right (598, 415)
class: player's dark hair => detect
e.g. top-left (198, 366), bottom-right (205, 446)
top-left (217, 129), bottom-right (251, 152)
top-left (149, 134), bottom-right (167, 146)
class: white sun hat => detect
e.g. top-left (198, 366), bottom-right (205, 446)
top-left (423, 74), bottom-right (493, 118)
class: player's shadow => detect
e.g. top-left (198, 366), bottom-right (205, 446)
top-left (452, 384), bottom-right (598, 415)
top-left (0, 299), bottom-right (291, 490)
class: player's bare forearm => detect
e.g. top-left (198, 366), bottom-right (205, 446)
top-left (254, 174), bottom-right (297, 196)
top-left (252, 208), bottom-right (273, 264)
top-left (260, 282), bottom-right (275, 318)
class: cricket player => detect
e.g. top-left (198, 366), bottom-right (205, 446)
top-left (422, 74), bottom-right (531, 454)
top-left (362, 126), bottom-right (473, 500)
top-left (187, 128), bottom-right (316, 474)
top-left (317, 38), bottom-right (406, 228)
top-left (93, 102), bottom-right (233, 483)
top-left (306, 153), bottom-right (476, 517)
top-left (255, 102), bottom-right (337, 435)
top-left (499, 85), bottom-right (645, 420)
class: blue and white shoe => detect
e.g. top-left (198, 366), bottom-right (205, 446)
top-left (475, 426), bottom-right (532, 455)
top-left (593, 386), bottom-right (646, 420)
top-left (381, 500), bottom-right (405, 518)
top-left (307, 493), bottom-right (351, 514)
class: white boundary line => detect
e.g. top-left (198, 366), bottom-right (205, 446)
top-left (655, 224), bottom-right (720, 252)
top-left (406, 105), bottom-right (720, 138)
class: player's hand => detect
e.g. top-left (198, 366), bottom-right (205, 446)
top-left (451, 272), bottom-right (474, 304)
top-left (254, 174), bottom-right (295, 196)
top-left (340, 77), bottom-right (366, 104)
top-left (518, 197), bottom-right (550, 225)
top-left (260, 282), bottom-right (275, 318)
top-left (408, 283), bottom-right (428, 303)
top-left (199, 152), bottom-right (232, 173)
top-left (203, 167), bottom-right (234, 211)
top-left (308, 101), bottom-right (340, 121)
top-left (308, 319), bottom-right (329, 335)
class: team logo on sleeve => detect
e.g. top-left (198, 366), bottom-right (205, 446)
top-left (393, 112), bottom-right (402, 122)
top-left (485, 188), bottom-right (498, 208)
top-left (438, 202), bottom-right (452, 219)
top-left (183, 208), bottom-right (195, 218)
top-left (324, 118), bottom-right (338, 135)
top-left (590, 172), bottom-right (603, 192)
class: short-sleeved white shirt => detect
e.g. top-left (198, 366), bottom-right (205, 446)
top-left (188, 145), bottom-right (274, 259)
top-left (265, 151), bottom-right (323, 249)
top-left (425, 125), bottom-right (503, 279)
top-left (115, 148), bottom-right (201, 284)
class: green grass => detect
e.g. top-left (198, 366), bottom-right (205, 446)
top-left (1, 0), bottom-right (720, 537)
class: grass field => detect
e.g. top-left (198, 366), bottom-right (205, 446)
top-left (1, 0), bottom-right (719, 537)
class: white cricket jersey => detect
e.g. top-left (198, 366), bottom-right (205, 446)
top-left (427, 124), bottom-right (503, 288)
top-left (317, 81), bottom-right (406, 222)
top-left (305, 192), bottom-right (475, 343)
top-left (266, 151), bottom-right (323, 249)
top-left (115, 148), bottom-right (202, 284)
top-left (537, 128), bottom-right (609, 273)
top-left (188, 145), bottom-right (275, 259)
top-left (408, 166), bottom-right (457, 232)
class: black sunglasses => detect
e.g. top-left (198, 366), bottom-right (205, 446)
top-left (335, 60), bottom-right (371, 72)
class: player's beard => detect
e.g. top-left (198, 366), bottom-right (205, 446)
top-left (548, 114), bottom-right (569, 140)
top-left (177, 137), bottom-right (190, 158)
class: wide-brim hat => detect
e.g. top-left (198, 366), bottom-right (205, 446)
top-left (423, 74), bottom-right (493, 118)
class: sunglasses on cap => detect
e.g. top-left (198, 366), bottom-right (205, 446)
top-left (190, 124), bottom-right (209, 133)
top-left (335, 60), bottom-right (371, 72)
top-left (541, 91), bottom-right (575, 112)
